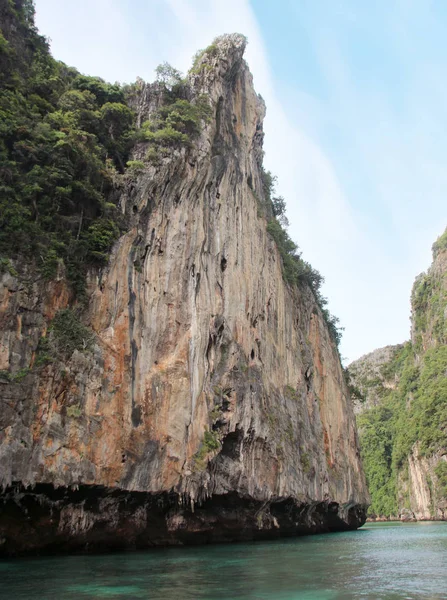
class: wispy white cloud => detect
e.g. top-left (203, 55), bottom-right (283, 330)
top-left (277, 0), bottom-right (447, 359)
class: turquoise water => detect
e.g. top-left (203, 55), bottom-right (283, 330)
top-left (1, 522), bottom-right (447, 599)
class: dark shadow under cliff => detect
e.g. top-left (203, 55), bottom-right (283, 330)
top-left (0, 483), bottom-right (367, 556)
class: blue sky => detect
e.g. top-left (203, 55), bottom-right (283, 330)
top-left (34, 0), bottom-right (446, 362)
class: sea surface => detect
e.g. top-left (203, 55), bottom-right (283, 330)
top-left (1, 522), bottom-right (447, 599)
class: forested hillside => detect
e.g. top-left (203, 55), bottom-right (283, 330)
top-left (349, 229), bottom-right (447, 519)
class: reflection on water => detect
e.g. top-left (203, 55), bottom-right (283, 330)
top-left (1, 522), bottom-right (447, 599)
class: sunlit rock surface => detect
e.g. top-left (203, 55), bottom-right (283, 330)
top-left (0, 34), bottom-right (369, 555)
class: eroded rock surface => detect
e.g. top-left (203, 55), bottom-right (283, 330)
top-left (0, 35), bottom-right (369, 555)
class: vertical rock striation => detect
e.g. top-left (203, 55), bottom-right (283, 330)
top-left (0, 35), bottom-right (368, 555)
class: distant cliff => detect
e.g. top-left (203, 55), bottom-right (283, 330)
top-left (0, 0), bottom-right (368, 555)
top-left (349, 229), bottom-right (447, 520)
top-left (348, 344), bottom-right (404, 415)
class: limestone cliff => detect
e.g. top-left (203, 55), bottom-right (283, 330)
top-left (0, 33), bottom-right (368, 555)
top-left (349, 230), bottom-right (447, 521)
top-left (348, 344), bottom-right (404, 414)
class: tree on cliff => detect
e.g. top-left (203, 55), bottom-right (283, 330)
top-left (0, 0), bottom-right (135, 296)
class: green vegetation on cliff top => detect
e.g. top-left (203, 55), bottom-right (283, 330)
top-left (0, 0), bottom-right (136, 296)
top-left (0, 0), bottom-right (211, 297)
top-left (1, 2), bottom-right (343, 349)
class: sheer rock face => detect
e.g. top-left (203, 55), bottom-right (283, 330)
top-left (0, 35), bottom-right (368, 555)
top-left (400, 446), bottom-right (446, 521)
top-left (404, 242), bottom-right (447, 521)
